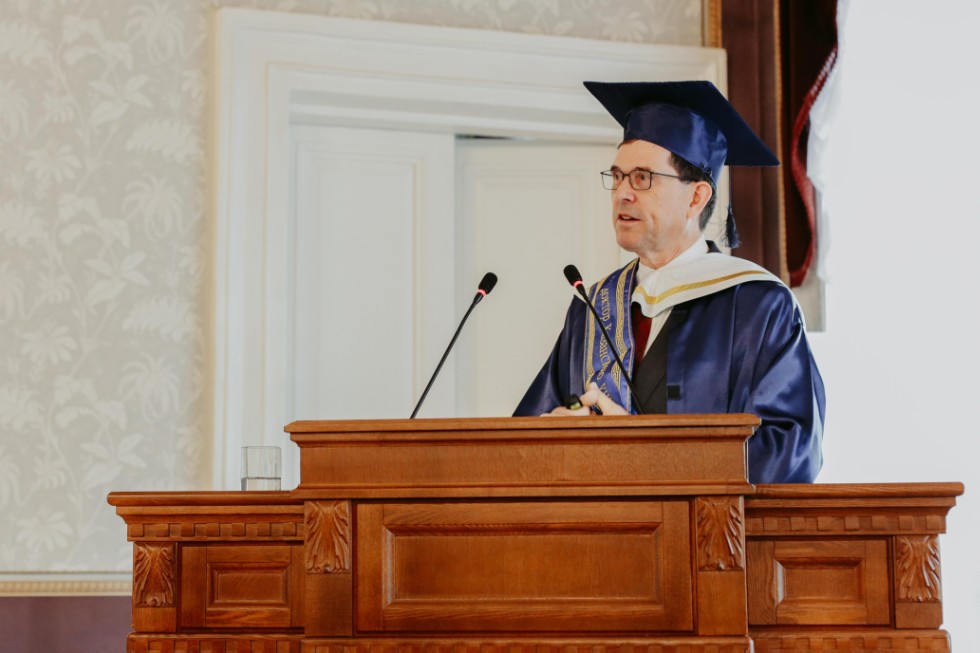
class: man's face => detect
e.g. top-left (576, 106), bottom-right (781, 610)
top-left (610, 140), bottom-right (705, 268)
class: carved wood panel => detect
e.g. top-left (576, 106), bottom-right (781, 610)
top-left (896, 535), bottom-right (942, 602)
top-left (355, 501), bottom-right (693, 632)
top-left (696, 497), bottom-right (744, 571)
top-left (133, 543), bottom-right (175, 608)
top-left (127, 518), bottom-right (302, 541)
top-left (745, 511), bottom-right (946, 536)
top-left (747, 539), bottom-right (889, 626)
top-left (179, 543), bottom-right (304, 630)
top-left (306, 500), bottom-right (351, 573)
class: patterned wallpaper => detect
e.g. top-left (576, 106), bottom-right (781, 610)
top-left (0, 0), bottom-right (701, 580)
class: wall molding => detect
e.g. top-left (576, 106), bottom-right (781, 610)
top-left (0, 572), bottom-right (131, 597)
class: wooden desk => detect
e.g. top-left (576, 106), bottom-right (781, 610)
top-left (108, 416), bottom-right (962, 652)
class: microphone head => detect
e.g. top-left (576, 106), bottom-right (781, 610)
top-left (478, 272), bottom-right (498, 295)
top-left (563, 264), bottom-right (583, 287)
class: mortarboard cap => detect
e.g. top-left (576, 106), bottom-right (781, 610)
top-left (584, 80), bottom-right (779, 182)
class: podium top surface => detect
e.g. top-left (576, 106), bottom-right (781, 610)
top-left (286, 413), bottom-right (761, 442)
top-left (284, 414), bottom-right (761, 497)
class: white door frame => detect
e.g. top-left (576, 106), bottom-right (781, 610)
top-left (211, 7), bottom-right (726, 489)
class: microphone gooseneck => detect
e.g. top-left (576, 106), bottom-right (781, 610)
top-left (563, 265), bottom-right (642, 414)
top-left (410, 272), bottom-right (497, 419)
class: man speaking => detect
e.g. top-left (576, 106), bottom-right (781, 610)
top-left (514, 81), bottom-right (824, 484)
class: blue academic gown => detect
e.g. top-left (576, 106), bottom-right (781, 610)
top-left (514, 277), bottom-right (825, 484)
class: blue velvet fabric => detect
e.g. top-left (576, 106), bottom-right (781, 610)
top-left (514, 274), bottom-right (825, 484)
top-left (583, 81), bottom-right (781, 181)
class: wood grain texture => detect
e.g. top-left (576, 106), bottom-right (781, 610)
top-left (746, 541), bottom-right (777, 625)
top-left (134, 543), bottom-right (175, 608)
top-left (304, 573), bottom-right (352, 637)
top-left (745, 483), bottom-right (961, 537)
top-left (695, 496), bottom-right (748, 635)
top-left (746, 480), bottom-right (958, 635)
top-left (287, 414), bottom-right (761, 436)
top-left (178, 542), bottom-right (304, 631)
top-left (288, 415), bottom-right (756, 498)
top-left (894, 534), bottom-right (945, 630)
top-left (126, 633), bottom-right (303, 652)
top-left (304, 638), bottom-right (751, 653)
top-left (752, 629), bottom-right (951, 652)
top-left (896, 535), bottom-right (942, 602)
top-left (204, 545), bottom-right (294, 628)
top-left (760, 539), bottom-right (889, 626)
top-left (305, 500), bottom-right (351, 573)
top-left (355, 500), bottom-right (693, 633)
top-left (108, 492), bottom-right (305, 542)
top-left (697, 570), bottom-right (747, 635)
top-left (132, 605), bottom-right (175, 635)
top-left (178, 545), bottom-right (205, 629)
top-left (696, 496), bottom-right (744, 571)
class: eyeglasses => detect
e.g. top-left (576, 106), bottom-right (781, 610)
top-left (600, 168), bottom-right (689, 191)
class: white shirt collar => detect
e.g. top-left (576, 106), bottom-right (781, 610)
top-left (635, 236), bottom-right (709, 285)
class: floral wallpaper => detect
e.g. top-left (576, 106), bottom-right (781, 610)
top-left (0, 0), bottom-right (701, 581)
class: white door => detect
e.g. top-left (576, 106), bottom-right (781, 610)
top-left (290, 125), bottom-right (457, 432)
top-left (289, 132), bottom-right (620, 432)
top-left (454, 140), bottom-right (621, 417)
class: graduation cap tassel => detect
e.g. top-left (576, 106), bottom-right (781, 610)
top-left (725, 203), bottom-right (741, 249)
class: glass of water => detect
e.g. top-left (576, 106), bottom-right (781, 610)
top-left (241, 446), bottom-right (282, 490)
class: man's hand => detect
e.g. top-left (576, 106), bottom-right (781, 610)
top-left (541, 382), bottom-right (629, 416)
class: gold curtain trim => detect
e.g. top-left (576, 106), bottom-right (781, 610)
top-left (702, 0), bottom-right (723, 48)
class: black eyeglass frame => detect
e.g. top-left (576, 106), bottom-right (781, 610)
top-left (600, 167), bottom-right (691, 191)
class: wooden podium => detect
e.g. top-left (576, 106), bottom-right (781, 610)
top-left (108, 415), bottom-right (962, 652)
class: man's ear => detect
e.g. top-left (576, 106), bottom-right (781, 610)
top-left (687, 180), bottom-right (713, 219)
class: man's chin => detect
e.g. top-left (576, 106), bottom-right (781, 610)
top-left (614, 233), bottom-right (641, 255)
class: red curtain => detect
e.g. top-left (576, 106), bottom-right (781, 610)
top-left (783, 0), bottom-right (839, 286)
top-left (722, 0), bottom-right (838, 286)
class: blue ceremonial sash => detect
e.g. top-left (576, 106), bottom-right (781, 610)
top-left (583, 259), bottom-right (640, 414)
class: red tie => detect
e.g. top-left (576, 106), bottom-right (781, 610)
top-left (631, 302), bottom-right (652, 367)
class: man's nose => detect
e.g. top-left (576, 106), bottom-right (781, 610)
top-left (613, 181), bottom-right (636, 203)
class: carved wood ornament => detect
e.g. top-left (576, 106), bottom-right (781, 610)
top-left (696, 497), bottom-right (744, 571)
top-left (306, 500), bottom-right (352, 573)
top-left (896, 535), bottom-right (942, 602)
top-left (133, 542), bottom-right (176, 607)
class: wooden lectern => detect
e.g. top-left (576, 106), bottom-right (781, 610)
top-left (108, 415), bottom-right (962, 652)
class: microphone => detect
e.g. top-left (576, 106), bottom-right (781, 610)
top-left (563, 264), bottom-right (642, 414)
top-left (410, 272), bottom-right (497, 419)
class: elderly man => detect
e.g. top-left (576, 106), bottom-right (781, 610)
top-left (514, 81), bottom-right (824, 484)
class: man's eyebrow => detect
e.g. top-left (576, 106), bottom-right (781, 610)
top-left (609, 165), bottom-right (652, 172)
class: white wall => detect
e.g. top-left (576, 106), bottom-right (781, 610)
top-left (808, 1), bottom-right (980, 648)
